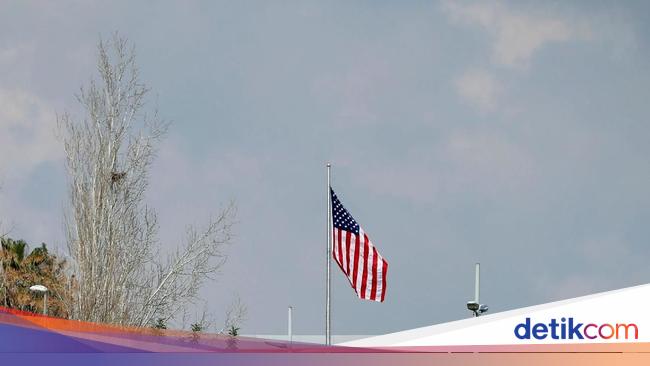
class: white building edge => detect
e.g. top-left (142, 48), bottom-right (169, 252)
top-left (344, 282), bottom-right (649, 347)
top-left (247, 283), bottom-right (650, 347)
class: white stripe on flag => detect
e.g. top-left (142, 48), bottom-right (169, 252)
top-left (349, 233), bottom-right (357, 286)
top-left (375, 253), bottom-right (383, 300)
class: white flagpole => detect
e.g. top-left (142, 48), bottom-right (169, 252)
top-left (326, 162), bottom-right (332, 345)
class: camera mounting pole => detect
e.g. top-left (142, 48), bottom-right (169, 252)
top-left (467, 262), bottom-right (488, 317)
top-left (475, 262), bottom-right (480, 305)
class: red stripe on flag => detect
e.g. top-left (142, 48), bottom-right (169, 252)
top-left (345, 235), bottom-right (350, 278)
top-left (380, 259), bottom-right (388, 302)
top-left (343, 231), bottom-right (350, 273)
top-left (352, 234), bottom-right (360, 289)
top-left (337, 230), bottom-right (342, 273)
top-left (333, 229), bottom-right (343, 272)
top-left (370, 247), bottom-right (378, 301)
top-left (338, 231), bottom-right (344, 267)
top-left (332, 228), bottom-right (336, 261)
top-left (360, 234), bottom-right (370, 298)
top-left (336, 229), bottom-right (342, 268)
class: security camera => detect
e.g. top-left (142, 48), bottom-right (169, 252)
top-left (467, 301), bottom-right (479, 312)
top-left (467, 301), bottom-right (488, 317)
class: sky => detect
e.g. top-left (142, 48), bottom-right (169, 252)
top-left (1, 0), bottom-right (650, 336)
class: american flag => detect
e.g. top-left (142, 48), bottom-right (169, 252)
top-left (331, 188), bottom-right (388, 302)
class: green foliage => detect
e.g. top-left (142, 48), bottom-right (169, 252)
top-left (27, 244), bottom-right (50, 265)
top-left (1, 238), bottom-right (28, 269)
top-left (153, 318), bottom-right (167, 330)
top-left (227, 325), bottom-right (239, 337)
top-left (191, 323), bottom-right (203, 332)
top-left (0, 237), bottom-right (71, 317)
top-left (226, 326), bottom-right (239, 350)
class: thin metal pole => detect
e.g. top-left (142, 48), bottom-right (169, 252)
top-left (475, 263), bottom-right (480, 304)
top-left (43, 292), bottom-right (48, 316)
top-left (288, 306), bottom-right (293, 344)
top-left (326, 163), bottom-right (332, 345)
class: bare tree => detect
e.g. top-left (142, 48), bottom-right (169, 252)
top-left (219, 296), bottom-right (248, 335)
top-left (58, 34), bottom-right (235, 327)
top-left (190, 304), bottom-right (214, 333)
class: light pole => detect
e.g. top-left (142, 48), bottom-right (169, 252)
top-left (29, 285), bottom-right (48, 316)
top-left (288, 306), bottom-right (293, 344)
top-left (466, 263), bottom-right (488, 317)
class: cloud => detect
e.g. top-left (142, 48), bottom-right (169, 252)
top-left (442, 129), bottom-right (536, 187)
top-left (443, 1), bottom-right (590, 68)
top-left (0, 88), bottom-right (61, 182)
top-left (311, 57), bottom-right (393, 126)
top-left (453, 69), bottom-right (502, 111)
top-left (354, 129), bottom-right (537, 204)
top-left (0, 88), bottom-right (64, 245)
top-left (0, 44), bottom-right (35, 85)
top-left (148, 138), bottom-right (265, 243)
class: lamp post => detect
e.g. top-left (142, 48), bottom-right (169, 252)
top-left (466, 263), bottom-right (488, 317)
top-left (29, 285), bottom-right (48, 316)
top-left (288, 306), bottom-right (293, 344)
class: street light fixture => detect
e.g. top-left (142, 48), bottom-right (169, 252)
top-left (29, 285), bottom-right (48, 316)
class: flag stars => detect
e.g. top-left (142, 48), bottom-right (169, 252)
top-left (331, 189), bottom-right (360, 234)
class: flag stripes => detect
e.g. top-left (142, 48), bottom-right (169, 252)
top-left (331, 188), bottom-right (388, 302)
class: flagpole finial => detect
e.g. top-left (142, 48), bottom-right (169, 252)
top-left (326, 162), bottom-right (331, 167)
